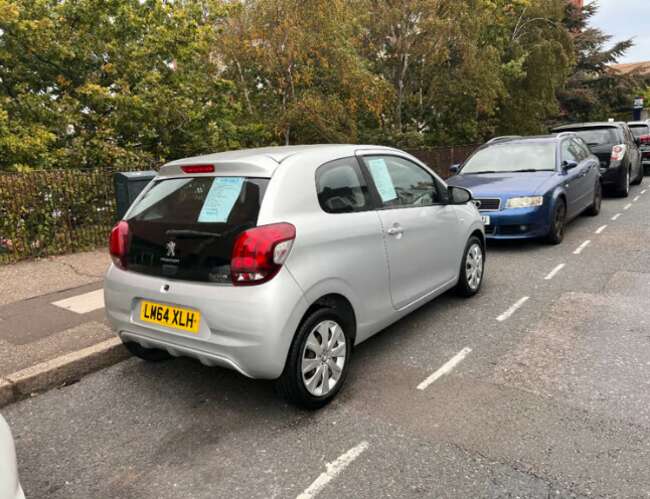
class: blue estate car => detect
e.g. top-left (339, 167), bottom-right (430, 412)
top-left (447, 134), bottom-right (602, 244)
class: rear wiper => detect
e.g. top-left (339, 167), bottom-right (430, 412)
top-left (586, 142), bottom-right (600, 146)
top-left (165, 229), bottom-right (223, 238)
top-left (511, 169), bottom-right (551, 172)
top-left (465, 170), bottom-right (497, 174)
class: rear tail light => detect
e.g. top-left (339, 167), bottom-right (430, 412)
top-left (611, 144), bottom-right (626, 162)
top-left (640, 135), bottom-right (650, 145)
top-left (231, 223), bottom-right (296, 285)
top-left (181, 164), bottom-right (214, 174)
top-left (109, 220), bottom-right (130, 269)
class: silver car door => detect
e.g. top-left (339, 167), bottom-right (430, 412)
top-left (357, 153), bottom-right (459, 310)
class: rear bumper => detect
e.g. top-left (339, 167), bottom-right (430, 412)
top-left (482, 205), bottom-right (550, 240)
top-left (600, 163), bottom-right (626, 187)
top-left (104, 264), bottom-right (308, 379)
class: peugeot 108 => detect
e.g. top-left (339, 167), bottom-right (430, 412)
top-left (104, 145), bottom-right (485, 408)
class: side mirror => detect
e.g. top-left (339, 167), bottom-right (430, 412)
top-left (562, 160), bottom-right (578, 171)
top-left (448, 185), bottom-right (472, 204)
top-left (449, 164), bottom-right (460, 174)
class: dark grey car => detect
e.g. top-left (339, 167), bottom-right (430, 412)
top-left (551, 122), bottom-right (643, 197)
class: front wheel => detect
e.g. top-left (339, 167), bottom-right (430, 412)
top-left (275, 308), bottom-right (352, 409)
top-left (546, 199), bottom-right (566, 245)
top-left (455, 236), bottom-right (484, 297)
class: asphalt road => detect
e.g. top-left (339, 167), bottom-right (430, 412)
top-left (5, 182), bottom-right (650, 498)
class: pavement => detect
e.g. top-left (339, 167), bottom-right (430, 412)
top-left (3, 183), bottom-right (650, 498)
top-left (0, 249), bottom-right (128, 399)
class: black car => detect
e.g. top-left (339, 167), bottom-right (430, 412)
top-left (628, 120), bottom-right (650, 174)
top-left (551, 122), bottom-right (643, 197)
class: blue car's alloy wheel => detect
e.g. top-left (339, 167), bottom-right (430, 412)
top-left (546, 199), bottom-right (566, 245)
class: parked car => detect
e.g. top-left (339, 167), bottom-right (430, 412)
top-left (628, 120), bottom-right (650, 174)
top-left (551, 122), bottom-right (643, 196)
top-left (447, 134), bottom-right (601, 244)
top-left (104, 145), bottom-right (485, 408)
top-left (0, 415), bottom-right (24, 499)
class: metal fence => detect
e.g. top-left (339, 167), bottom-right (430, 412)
top-left (0, 144), bottom-right (479, 264)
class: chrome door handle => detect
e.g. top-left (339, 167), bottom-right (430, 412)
top-left (386, 226), bottom-right (404, 236)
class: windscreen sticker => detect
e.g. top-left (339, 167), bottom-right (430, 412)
top-left (198, 177), bottom-right (245, 223)
top-left (367, 158), bottom-right (397, 202)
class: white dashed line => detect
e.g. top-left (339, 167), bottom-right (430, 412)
top-left (416, 347), bottom-right (472, 390)
top-left (52, 289), bottom-right (104, 314)
top-left (573, 240), bottom-right (591, 255)
top-left (297, 441), bottom-right (369, 499)
top-left (544, 263), bottom-right (566, 280)
top-left (496, 296), bottom-right (529, 322)
top-left (624, 203), bottom-right (632, 210)
top-left (642, 189), bottom-right (647, 194)
top-left (634, 195), bottom-right (640, 202)
top-left (611, 213), bottom-right (621, 220)
top-left (595, 225), bottom-right (608, 234)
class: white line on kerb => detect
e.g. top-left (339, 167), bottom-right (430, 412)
top-left (624, 203), bottom-right (632, 210)
top-left (634, 195), bottom-right (640, 202)
top-left (297, 441), bottom-right (369, 499)
top-left (52, 289), bottom-right (104, 314)
top-left (611, 213), bottom-right (621, 221)
top-left (416, 347), bottom-right (472, 391)
top-left (573, 240), bottom-right (591, 255)
top-left (544, 263), bottom-right (565, 280)
top-left (496, 296), bottom-right (529, 322)
top-left (595, 225), bottom-right (608, 234)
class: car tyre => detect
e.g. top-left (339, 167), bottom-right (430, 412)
top-left (585, 181), bottom-right (602, 216)
top-left (546, 198), bottom-right (566, 245)
top-left (122, 340), bottom-right (172, 362)
top-left (455, 235), bottom-right (484, 297)
top-left (275, 308), bottom-right (352, 410)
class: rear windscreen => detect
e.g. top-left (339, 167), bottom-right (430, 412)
top-left (564, 128), bottom-right (621, 146)
top-left (125, 176), bottom-right (269, 283)
top-left (629, 125), bottom-right (650, 138)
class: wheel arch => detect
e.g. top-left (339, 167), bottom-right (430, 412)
top-left (299, 293), bottom-right (357, 346)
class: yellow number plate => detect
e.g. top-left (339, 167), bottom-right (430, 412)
top-left (140, 301), bottom-right (200, 334)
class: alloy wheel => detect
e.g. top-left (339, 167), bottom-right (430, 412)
top-left (465, 243), bottom-right (484, 291)
top-left (301, 320), bottom-right (346, 397)
top-left (554, 202), bottom-right (566, 240)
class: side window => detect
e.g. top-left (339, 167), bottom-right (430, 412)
top-left (561, 140), bottom-right (579, 163)
top-left (362, 155), bottom-right (443, 208)
top-left (316, 157), bottom-right (371, 214)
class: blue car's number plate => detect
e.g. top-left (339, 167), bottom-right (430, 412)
top-left (481, 216), bottom-right (491, 226)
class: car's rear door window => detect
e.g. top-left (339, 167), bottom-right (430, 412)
top-left (125, 176), bottom-right (269, 282)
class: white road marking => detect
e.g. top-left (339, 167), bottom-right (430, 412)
top-left (595, 225), bottom-right (608, 234)
top-left (634, 195), bottom-right (640, 202)
top-left (544, 263), bottom-right (566, 280)
top-left (52, 289), bottom-right (104, 314)
top-left (297, 441), bottom-right (369, 499)
top-left (573, 240), bottom-right (591, 255)
top-left (416, 347), bottom-right (472, 390)
top-left (611, 213), bottom-right (621, 220)
top-left (642, 189), bottom-right (647, 194)
top-left (496, 297), bottom-right (529, 322)
top-left (624, 203), bottom-right (632, 210)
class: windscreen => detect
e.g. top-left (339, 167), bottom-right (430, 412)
top-left (461, 142), bottom-right (556, 174)
top-left (562, 128), bottom-right (621, 146)
top-left (629, 124), bottom-right (650, 138)
top-left (125, 176), bottom-right (269, 282)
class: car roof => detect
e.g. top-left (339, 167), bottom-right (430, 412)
top-left (159, 144), bottom-right (399, 177)
top-left (628, 121), bottom-right (650, 126)
top-left (484, 134), bottom-right (564, 146)
top-left (552, 122), bottom-right (624, 130)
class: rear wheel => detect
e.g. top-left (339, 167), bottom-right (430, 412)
top-left (122, 340), bottom-right (172, 362)
top-left (585, 181), bottom-right (602, 216)
top-left (632, 163), bottom-right (643, 185)
top-left (275, 308), bottom-right (352, 409)
top-left (546, 198), bottom-right (566, 245)
top-left (455, 236), bottom-right (484, 297)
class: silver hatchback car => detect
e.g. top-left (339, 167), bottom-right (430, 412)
top-left (105, 145), bottom-right (485, 408)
